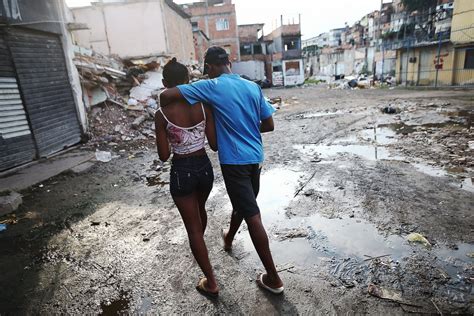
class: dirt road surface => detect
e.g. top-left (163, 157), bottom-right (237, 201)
top-left (1, 86), bottom-right (473, 314)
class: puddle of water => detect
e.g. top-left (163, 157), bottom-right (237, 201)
top-left (256, 168), bottom-right (303, 224)
top-left (237, 167), bottom-right (473, 284)
top-left (360, 127), bottom-right (397, 145)
top-left (380, 121), bottom-right (467, 135)
top-left (413, 163), bottom-right (448, 177)
top-left (100, 291), bottom-right (129, 315)
top-left (302, 111), bottom-right (343, 118)
top-left (294, 144), bottom-right (403, 161)
top-left (460, 177), bottom-right (474, 193)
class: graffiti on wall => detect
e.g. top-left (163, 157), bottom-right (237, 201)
top-left (0, 0), bottom-right (22, 21)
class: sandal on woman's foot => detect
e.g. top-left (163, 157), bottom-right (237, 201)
top-left (221, 229), bottom-right (232, 252)
top-left (256, 273), bottom-right (284, 295)
top-left (196, 277), bottom-right (219, 299)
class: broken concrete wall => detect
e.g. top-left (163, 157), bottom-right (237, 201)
top-left (71, 2), bottom-right (169, 58)
top-left (60, 2), bottom-right (88, 132)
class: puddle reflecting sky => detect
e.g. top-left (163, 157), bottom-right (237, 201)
top-left (235, 167), bottom-right (473, 281)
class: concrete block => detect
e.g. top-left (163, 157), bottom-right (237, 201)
top-left (0, 191), bottom-right (22, 216)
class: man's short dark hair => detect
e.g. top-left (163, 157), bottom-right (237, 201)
top-left (203, 46), bottom-right (230, 74)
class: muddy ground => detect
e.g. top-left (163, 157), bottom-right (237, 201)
top-left (0, 86), bottom-right (473, 314)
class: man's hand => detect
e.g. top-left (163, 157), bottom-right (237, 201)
top-left (260, 116), bottom-right (274, 133)
top-left (159, 87), bottom-right (185, 107)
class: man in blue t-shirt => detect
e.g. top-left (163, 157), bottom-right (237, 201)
top-left (160, 47), bottom-right (283, 295)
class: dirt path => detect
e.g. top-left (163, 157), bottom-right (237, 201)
top-left (0, 87), bottom-right (473, 314)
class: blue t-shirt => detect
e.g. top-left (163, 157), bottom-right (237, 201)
top-left (177, 74), bottom-right (275, 165)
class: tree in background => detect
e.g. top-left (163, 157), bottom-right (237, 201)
top-left (401, 0), bottom-right (438, 12)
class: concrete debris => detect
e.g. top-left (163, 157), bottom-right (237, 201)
top-left (129, 71), bottom-right (164, 101)
top-left (0, 191), bottom-right (22, 216)
top-left (132, 115), bottom-right (147, 129)
top-left (95, 151), bottom-right (112, 163)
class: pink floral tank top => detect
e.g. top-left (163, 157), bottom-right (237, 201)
top-left (158, 104), bottom-right (206, 155)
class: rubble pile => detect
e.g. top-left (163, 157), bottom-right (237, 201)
top-left (384, 102), bottom-right (474, 173)
top-left (74, 48), bottom-right (180, 149)
top-left (319, 75), bottom-right (395, 90)
top-left (395, 124), bottom-right (474, 171)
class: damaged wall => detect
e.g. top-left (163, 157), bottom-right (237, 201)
top-left (71, 0), bottom-right (194, 62)
top-left (162, 1), bottom-right (195, 63)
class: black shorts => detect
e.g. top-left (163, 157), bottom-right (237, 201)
top-left (170, 155), bottom-right (214, 197)
top-left (221, 164), bottom-right (261, 219)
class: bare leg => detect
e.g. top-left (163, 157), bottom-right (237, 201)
top-left (173, 193), bottom-right (218, 292)
top-left (246, 213), bottom-right (283, 288)
top-left (223, 210), bottom-right (243, 249)
top-left (197, 188), bottom-right (212, 234)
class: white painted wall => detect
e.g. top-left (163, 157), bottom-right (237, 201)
top-left (283, 59), bottom-right (304, 86)
top-left (232, 61), bottom-right (265, 80)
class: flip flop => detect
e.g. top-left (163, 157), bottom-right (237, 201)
top-left (256, 273), bottom-right (284, 295)
top-left (196, 277), bottom-right (219, 299)
top-left (221, 228), bottom-right (232, 252)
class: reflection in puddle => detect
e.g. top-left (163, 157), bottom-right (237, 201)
top-left (359, 127), bottom-right (397, 145)
top-left (257, 168), bottom-right (303, 224)
top-left (294, 144), bottom-right (401, 161)
top-left (380, 121), bottom-right (468, 135)
top-left (460, 177), bottom-right (474, 193)
top-left (100, 291), bottom-right (129, 315)
top-left (302, 111), bottom-right (344, 118)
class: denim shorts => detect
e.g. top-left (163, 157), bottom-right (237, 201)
top-left (170, 155), bottom-right (214, 197)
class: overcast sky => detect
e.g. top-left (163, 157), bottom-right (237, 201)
top-left (65, 0), bottom-right (386, 39)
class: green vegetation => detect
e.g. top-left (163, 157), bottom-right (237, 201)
top-left (305, 78), bottom-right (325, 84)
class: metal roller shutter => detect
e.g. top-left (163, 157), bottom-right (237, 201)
top-left (0, 31), bottom-right (36, 171)
top-left (7, 28), bottom-right (81, 157)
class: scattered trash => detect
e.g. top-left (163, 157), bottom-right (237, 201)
top-left (127, 98), bottom-right (139, 106)
top-left (407, 233), bottom-right (431, 247)
top-left (381, 106), bottom-right (398, 114)
top-left (368, 284), bottom-right (421, 307)
top-left (276, 264), bottom-right (295, 273)
top-left (0, 191), bottom-right (23, 215)
top-left (348, 79), bottom-right (358, 88)
top-left (146, 98), bottom-right (158, 109)
top-left (95, 151), bottom-right (113, 163)
top-left (146, 174), bottom-right (169, 187)
top-left (0, 224), bottom-right (6, 232)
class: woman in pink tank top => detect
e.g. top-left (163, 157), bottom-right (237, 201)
top-left (155, 58), bottom-right (220, 298)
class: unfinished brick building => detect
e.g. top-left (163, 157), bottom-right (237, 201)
top-left (181, 0), bottom-right (240, 62)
